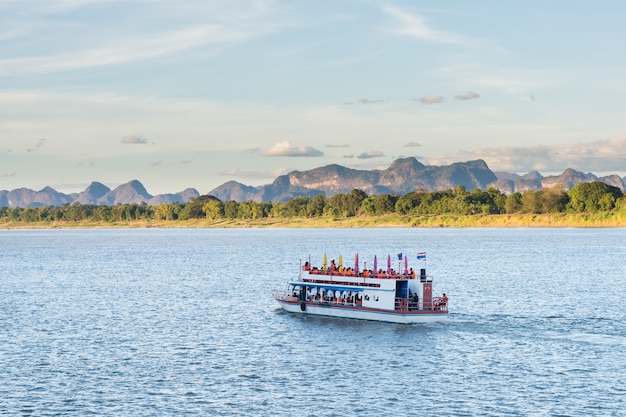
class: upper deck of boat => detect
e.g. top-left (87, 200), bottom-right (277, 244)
top-left (303, 266), bottom-right (430, 283)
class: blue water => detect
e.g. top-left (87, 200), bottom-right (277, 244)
top-left (1, 228), bottom-right (625, 416)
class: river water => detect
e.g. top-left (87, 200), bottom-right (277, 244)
top-left (1, 228), bottom-right (625, 416)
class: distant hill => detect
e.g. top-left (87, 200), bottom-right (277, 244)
top-left (0, 180), bottom-right (199, 209)
top-left (209, 158), bottom-right (504, 202)
top-left (1, 158), bottom-right (624, 207)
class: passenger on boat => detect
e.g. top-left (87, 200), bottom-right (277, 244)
top-left (441, 293), bottom-right (448, 310)
top-left (411, 293), bottom-right (419, 310)
top-left (303, 262), bottom-right (310, 271)
top-left (330, 260), bottom-right (338, 273)
top-left (410, 268), bottom-right (416, 278)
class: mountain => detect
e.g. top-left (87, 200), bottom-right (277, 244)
top-left (74, 182), bottom-right (111, 205)
top-left (209, 158), bottom-right (625, 203)
top-left (208, 158), bottom-right (500, 202)
top-left (0, 180), bottom-right (199, 208)
top-left (492, 169), bottom-right (626, 194)
top-left (207, 180), bottom-right (260, 202)
top-left (148, 188), bottom-right (200, 205)
top-left (98, 180), bottom-right (152, 205)
top-left (0, 186), bottom-right (73, 208)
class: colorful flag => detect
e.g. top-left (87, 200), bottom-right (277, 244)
top-left (417, 252), bottom-right (426, 260)
top-left (397, 252), bottom-right (403, 260)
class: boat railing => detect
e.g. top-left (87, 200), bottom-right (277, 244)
top-left (306, 267), bottom-right (423, 280)
top-left (395, 297), bottom-right (448, 312)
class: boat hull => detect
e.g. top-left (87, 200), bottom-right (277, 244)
top-left (275, 298), bottom-right (448, 324)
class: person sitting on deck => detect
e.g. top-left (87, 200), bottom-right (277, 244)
top-left (303, 261), bottom-right (310, 271)
top-left (330, 260), bottom-right (338, 273)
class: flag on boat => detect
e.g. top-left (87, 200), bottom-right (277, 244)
top-left (397, 252), bottom-right (403, 260)
top-left (417, 252), bottom-right (426, 260)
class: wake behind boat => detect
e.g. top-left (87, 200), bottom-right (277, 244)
top-left (273, 253), bottom-right (448, 324)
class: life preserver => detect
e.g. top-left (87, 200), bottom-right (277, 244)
top-left (300, 302), bottom-right (306, 312)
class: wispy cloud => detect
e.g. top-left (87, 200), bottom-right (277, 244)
top-left (357, 150), bottom-right (384, 159)
top-left (121, 135), bottom-right (148, 144)
top-left (383, 6), bottom-right (466, 45)
top-left (357, 98), bottom-right (387, 104)
top-left (0, 2), bottom-right (284, 76)
top-left (261, 141), bottom-right (323, 157)
top-left (404, 141), bottom-right (421, 147)
top-left (1, 172), bottom-right (16, 178)
top-left (415, 96), bottom-right (444, 104)
top-left (455, 91), bottom-right (480, 100)
top-left (326, 144), bottom-right (349, 148)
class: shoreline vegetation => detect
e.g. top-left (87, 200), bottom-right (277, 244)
top-left (2, 182), bottom-right (625, 229)
top-left (2, 211), bottom-right (625, 229)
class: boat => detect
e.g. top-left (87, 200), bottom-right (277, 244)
top-left (273, 253), bottom-right (448, 324)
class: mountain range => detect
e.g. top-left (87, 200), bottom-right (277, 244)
top-left (1, 158), bottom-right (624, 208)
top-left (0, 180), bottom-right (199, 209)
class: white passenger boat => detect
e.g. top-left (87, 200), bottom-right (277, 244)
top-left (273, 254), bottom-right (448, 324)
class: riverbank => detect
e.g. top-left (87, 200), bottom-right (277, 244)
top-left (2, 211), bottom-right (626, 229)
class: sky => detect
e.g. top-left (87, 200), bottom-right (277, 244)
top-left (1, 0), bottom-right (626, 195)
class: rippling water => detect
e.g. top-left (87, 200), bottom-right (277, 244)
top-left (1, 228), bottom-right (625, 416)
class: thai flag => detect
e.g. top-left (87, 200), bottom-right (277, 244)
top-left (397, 253), bottom-right (403, 260)
top-left (416, 252), bottom-right (426, 260)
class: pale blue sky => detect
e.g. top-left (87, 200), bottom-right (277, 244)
top-left (1, 0), bottom-right (625, 195)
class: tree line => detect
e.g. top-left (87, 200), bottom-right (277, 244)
top-left (1, 181), bottom-right (624, 224)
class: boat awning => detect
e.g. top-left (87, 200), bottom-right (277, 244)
top-left (288, 281), bottom-right (392, 292)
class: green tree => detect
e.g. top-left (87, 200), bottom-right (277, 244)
top-left (373, 194), bottom-right (397, 214)
top-left (307, 194), bottom-right (326, 217)
top-left (223, 200), bottom-right (239, 219)
top-left (520, 190), bottom-right (543, 214)
top-left (542, 186), bottom-right (569, 213)
top-left (504, 192), bottom-right (523, 213)
top-left (568, 182), bottom-right (623, 212)
top-left (202, 200), bottom-right (224, 219)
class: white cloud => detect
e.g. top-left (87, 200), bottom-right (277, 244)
top-left (261, 141), bottom-right (324, 157)
top-left (121, 135), bottom-right (148, 144)
top-left (357, 150), bottom-right (384, 159)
